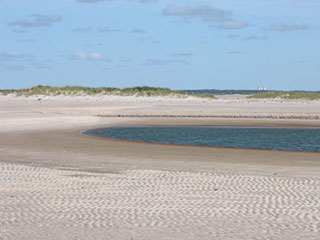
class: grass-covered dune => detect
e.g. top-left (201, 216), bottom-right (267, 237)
top-left (0, 85), bottom-right (215, 99)
top-left (249, 91), bottom-right (320, 100)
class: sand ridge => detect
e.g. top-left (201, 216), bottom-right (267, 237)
top-left (1, 94), bottom-right (320, 119)
top-left (1, 162), bottom-right (320, 240)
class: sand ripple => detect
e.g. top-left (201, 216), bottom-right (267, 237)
top-left (0, 163), bottom-right (320, 239)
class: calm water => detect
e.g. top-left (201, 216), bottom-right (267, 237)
top-left (82, 126), bottom-right (320, 152)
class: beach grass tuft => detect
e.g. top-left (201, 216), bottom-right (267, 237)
top-left (249, 91), bottom-right (320, 100)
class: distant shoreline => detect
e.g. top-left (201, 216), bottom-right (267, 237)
top-left (1, 85), bottom-right (320, 100)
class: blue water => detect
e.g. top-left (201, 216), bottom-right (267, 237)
top-left (82, 126), bottom-right (320, 152)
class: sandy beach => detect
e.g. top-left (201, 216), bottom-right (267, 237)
top-left (1, 94), bottom-right (320, 240)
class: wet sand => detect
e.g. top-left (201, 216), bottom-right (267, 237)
top-left (0, 95), bottom-right (320, 239)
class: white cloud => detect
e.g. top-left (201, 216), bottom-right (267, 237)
top-left (219, 21), bottom-right (247, 30)
top-left (163, 5), bottom-right (230, 23)
top-left (243, 34), bottom-right (268, 41)
top-left (131, 29), bottom-right (146, 34)
top-left (12, 29), bottom-right (27, 34)
top-left (267, 23), bottom-right (308, 32)
top-left (90, 52), bottom-right (103, 60)
top-left (143, 58), bottom-right (189, 66)
top-left (227, 34), bottom-right (239, 39)
top-left (73, 27), bottom-right (93, 32)
top-left (70, 51), bottom-right (108, 61)
top-left (0, 51), bottom-right (50, 70)
top-left (10, 15), bottom-right (62, 28)
top-left (173, 52), bottom-right (194, 57)
top-left (71, 51), bottom-right (87, 60)
top-left (163, 5), bottom-right (248, 30)
top-left (0, 51), bottom-right (34, 61)
top-left (29, 61), bottom-right (51, 69)
top-left (6, 65), bottom-right (26, 71)
top-left (99, 26), bottom-right (119, 32)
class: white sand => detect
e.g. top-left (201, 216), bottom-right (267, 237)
top-left (1, 163), bottom-right (320, 240)
top-left (0, 94), bottom-right (320, 239)
top-left (1, 94), bottom-right (320, 119)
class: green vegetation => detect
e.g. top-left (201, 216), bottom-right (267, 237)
top-left (192, 93), bottom-right (215, 99)
top-left (249, 91), bottom-right (320, 100)
top-left (0, 85), bottom-right (215, 99)
top-left (121, 86), bottom-right (186, 97)
top-left (0, 85), bottom-right (120, 96)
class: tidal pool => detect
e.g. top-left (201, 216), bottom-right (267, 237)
top-left (82, 126), bottom-right (320, 152)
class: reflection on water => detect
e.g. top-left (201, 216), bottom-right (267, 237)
top-left (82, 126), bottom-right (320, 152)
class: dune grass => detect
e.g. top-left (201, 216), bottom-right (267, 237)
top-left (249, 91), bottom-right (320, 100)
top-left (192, 93), bottom-right (215, 99)
top-left (0, 85), bottom-right (120, 96)
top-left (0, 85), bottom-right (215, 99)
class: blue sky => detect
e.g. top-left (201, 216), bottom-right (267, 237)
top-left (1, 0), bottom-right (319, 90)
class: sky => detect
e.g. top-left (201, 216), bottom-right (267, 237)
top-left (0, 0), bottom-right (319, 90)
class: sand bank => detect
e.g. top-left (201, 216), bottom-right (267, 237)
top-left (0, 95), bottom-right (320, 239)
